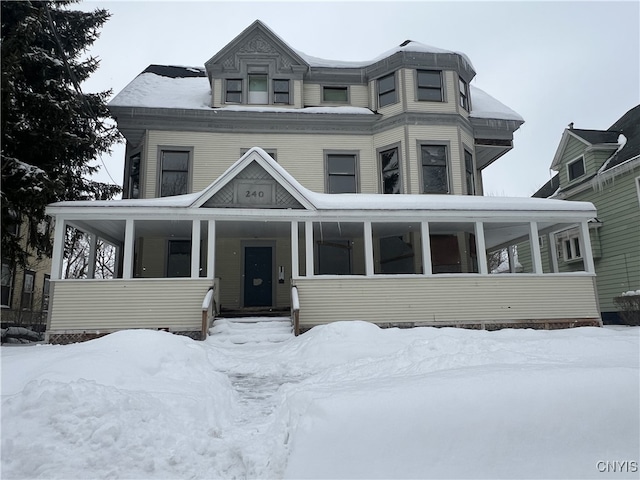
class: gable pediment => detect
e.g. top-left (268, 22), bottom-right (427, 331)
top-left (205, 20), bottom-right (309, 75)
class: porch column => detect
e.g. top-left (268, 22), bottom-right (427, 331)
top-left (305, 221), bottom-right (314, 276)
top-left (291, 221), bottom-right (299, 278)
top-left (207, 220), bottom-right (216, 280)
top-left (364, 221), bottom-right (374, 276)
top-left (421, 222), bottom-right (432, 275)
top-left (529, 221), bottom-right (543, 274)
top-left (191, 219), bottom-right (201, 279)
top-left (579, 221), bottom-right (595, 273)
top-left (508, 246), bottom-right (517, 273)
top-left (123, 218), bottom-right (135, 279)
top-left (549, 233), bottom-right (559, 273)
top-left (474, 222), bottom-right (488, 274)
top-left (87, 233), bottom-right (98, 279)
top-left (50, 218), bottom-right (66, 280)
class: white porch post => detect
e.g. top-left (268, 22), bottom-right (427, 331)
top-left (579, 221), bottom-right (596, 273)
top-left (207, 220), bottom-right (216, 280)
top-left (364, 221), bottom-right (374, 276)
top-left (50, 218), bottom-right (66, 280)
top-left (508, 246), bottom-right (517, 273)
top-left (475, 222), bottom-right (488, 274)
top-left (529, 221), bottom-right (543, 274)
top-left (291, 221), bottom-right (299, 278)
top-left (549, 233), bottom-right (559, 273)
top-left (123, 218), bottom-right (135, 279)
top-left (421, 221), bottom-right (432, 275)
top-left (191, 219), bottom-right (201, 279)
top-left (305, 221), bottom-right (314, 277)
top-left (87, 233), bottom-right (98, 279)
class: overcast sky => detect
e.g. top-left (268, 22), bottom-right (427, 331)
top-left (77, 0), bottom-right (639, 197)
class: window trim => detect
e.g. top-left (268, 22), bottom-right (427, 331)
top-left (225, 78), bottom-right (243, 104)
top-left (464, 148), bottom-right (475, 195)
top-left (415, 69), bottom-right (444, 102)
top-left (417, 141), bottom-right (451, 194)
top-left (556, 229), bottom-right (582, 262)
top-left (324, 150), bottom-right (360, 194)
top-left (377, 143), bottom-right (403, 194)
top-left (322, 85), bottom-right (349, 104)
top-left (157, 146), bottom-right (193, 197)
top-left (567, 156), bottom-right (586, 182)
top-left (240, 148), bottom-right (277, 161)
top-left (377, 72), bottom-right (398, 108)
top-left (273, 79), bottom-right (290, 105)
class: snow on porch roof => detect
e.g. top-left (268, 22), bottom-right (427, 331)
top-left (48, 148), bottom-right (594, 215)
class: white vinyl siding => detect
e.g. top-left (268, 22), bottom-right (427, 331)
top-left (48, 279), bottom-right (212, 331)
top-left (293, 275), bottom-right (599, 327)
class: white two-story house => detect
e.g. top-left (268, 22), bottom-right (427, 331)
top-left (44, 21), bottom-right (600, 343)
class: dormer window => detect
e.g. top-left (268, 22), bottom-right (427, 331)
top-left (273, 80), bottom-right (290, 104)
top-left (248, 74), bottom-right (268, 104)
top-left (323, 86), bottom-right (348, 103)
top-left (567, 156), bottom-right (585, 181)
top-left (226, 79), bottom-right (242, 103)
top-left (225, 76), bottom-right (291, 105)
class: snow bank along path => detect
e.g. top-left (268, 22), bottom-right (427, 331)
top-left (1, 323), bottom-right (638, 479)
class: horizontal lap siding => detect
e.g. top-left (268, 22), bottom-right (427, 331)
top-left (294, 276), bottom-right (599, 325)
top-left (405, 70), bottom-right (457, 114)
top-left (48, 279), bottom-right (212, 331)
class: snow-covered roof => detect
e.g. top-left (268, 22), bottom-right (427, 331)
top-left (469, 85), bottom-right (523, 122)
top-left (50, 148), bottom-right (593, 215)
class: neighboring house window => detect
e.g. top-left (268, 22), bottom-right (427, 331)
top-left (420, 145), bottom-right (449, 194)
top-left (567, 156), bottom-right (585, 181)
top-left (459, 77), bottom-right (469, 110)
top-left (226, 79), bottom-right (242, 103)
top-left (273, 80), bottom-right (290, 104)
top-left (21, 270), bottom-right (35, 311)
top-left (240, 148), bottom-right (277, 161)
top-left (127, 152), bottom-right (141, 199)
top-left (1, 263), bottom-right (12, 307)
top-left (558, 231), bottom-right (582, 261)
top-left (160, 150), bottom-right (190, 197)
top-left (323, 86), bottom-right (348, 103)
top-left (42, 274), bottom-right (50, 312)
top-left (377, 73), bottom-right (397, 108)
top-left (326, 153), bottom-right (358, 193)
top-left (167, 240), bottom-right (191, 278)
top-left (464, 149), bottom-right (475, 195)
top-left (248, 74), bottom-right (268, 104)
top-left (417, 70), bottom-right (443, 101)
top-left (379, 147), bottom-right (401, 194)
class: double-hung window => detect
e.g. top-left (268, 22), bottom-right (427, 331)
top-left (273, 80), bottom-right (290, 104)
top-left (459, 77), bottom-right (469, 110)
top-left (377, 73), bottom-right (397, 108)
top-left (559, 232), bottom-right (582, 262)
top-left (417, 70), bottom-right (443, 101)
top-left (326, 153), bottom-right (358, 193)
top-left (127, 152), bottom-right (141, 199)
top-left (159, 149), bottom-right (190, 197)
top-left (226, 79), bottom-right (242, 103)
top-left (323, 86), bottom-right (348, 103)
top-left (21, 270), bottom-right (35, 311)
top-left (567, 157), bottom-right (585, 181)
top-left (379, 147), bottom-right (401, 194)
top-left (464, 149), bottom-right (475, 195)
top-left (420, 145), bottom-right (449, 194)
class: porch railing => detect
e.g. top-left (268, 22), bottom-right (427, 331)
top-left (291, 285), bottom-right (300, 336)
top-left (201, 285), bottom-right (217, 340)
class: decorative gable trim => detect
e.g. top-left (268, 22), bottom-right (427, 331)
top-left (190, 148), bottom-right (317, 210)
top-left (550, 129), bottom-right (591, 170)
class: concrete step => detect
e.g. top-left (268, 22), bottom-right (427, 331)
top-left (210, 316), bottom-right (293, 344)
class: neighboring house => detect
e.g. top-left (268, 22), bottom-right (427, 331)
top-left (1, 219), bottom-right (52, 333)
top-left (532, 105), bottom-right (640, 323)
top-left (44, 21), bottom-right (601, 343)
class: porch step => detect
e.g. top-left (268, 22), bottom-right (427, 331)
top-left (218, 307), bottom-right (290, 319)
top-left (209, 317), bottom-right (293, 344)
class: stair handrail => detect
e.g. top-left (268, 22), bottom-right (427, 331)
top-left (201, 285), bottom-right (216, 340)
top-left (291, 285), bottom-right (300, 336)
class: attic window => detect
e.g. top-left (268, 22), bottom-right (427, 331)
top-left (568, 157), bottom-right (585, 181)
top-left (248, 74), bottom-right (268, 104)
top-left (323, 86), bottom-right (348, 103)
top-left (226, 79), bottom-right (242, 103)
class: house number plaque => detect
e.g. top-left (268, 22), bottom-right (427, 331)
top-left (235, 180), bottom-right (275, 206)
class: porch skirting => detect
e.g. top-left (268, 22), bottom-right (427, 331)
top-left (46, 328), bottom-right (202, 345)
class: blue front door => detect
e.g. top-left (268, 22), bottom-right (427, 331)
top-left (243, 246), bottom-right (273, 307)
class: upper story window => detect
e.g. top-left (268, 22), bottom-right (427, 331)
top-left (226, 76), bottom-right (291, 105)
top-left (273, 80), bottom-right (290, 104)
top-left (379, 147), bottom-right (401, 194)
top-left (323, 86), bottom-right (348, 103)
top-left (459, 77), bottom-right (469, 111)
top-left (159, 149), bottom-right (191, 197)
top-left (226, 79), bottom-right (242, 103)
top-left (1, 263), bottom-right (12, 308)
top-left (326, 153), bottom-right (358, 193)
top-left (417, 70), bottom-right (443, 102)
top-left (127, 152), bottom-right (141, 199)
top-left (567, 156), bottom-right (585, 181)
top-left (420, 144), bottom-right (449, 194)
top-left (377, 73), bottom-right (397, 108)
top-left (42, 274), bottom-right (50, 312)
top-left (464, 149), bottom-right (475, 195)
top-left (248, 74), bottom-right (268, 104)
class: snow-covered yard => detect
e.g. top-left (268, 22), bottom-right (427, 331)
top-left (2, 322), bottom-right (638, 479)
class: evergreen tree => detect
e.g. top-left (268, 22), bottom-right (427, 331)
top-left (1, 0), bottom-right (121, 268)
